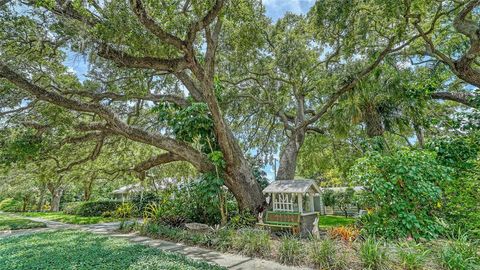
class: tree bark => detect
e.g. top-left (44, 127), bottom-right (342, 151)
top-left (414, 124), bottom-right (425, 148)
top-left (277, 130), bottom-right (306, 180)
top-left (36, 184), bottom-right (46, 211)
top-left (223, 159), bottom-right (266, 213)
top-left (363, 103), bottom-right (385, 138)
top-left (83, 173), bottom-right (95, 201)
top-left (49, 187), bottom-right (64, 212)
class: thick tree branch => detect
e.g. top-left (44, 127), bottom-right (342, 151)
top-left (431, 91), bottom-right (479, 108)
top-left (97, 44), bottom-right (188, 72)
top-left (133, 152), bottom-right (184, 173)
top-left (0, 101), bottom-right (36, 117)
top-left (0, 63), bottom-right (214, 172)
top-left (64, 90), bottom-right (189, 107)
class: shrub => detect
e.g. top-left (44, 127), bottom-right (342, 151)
top-left (115, 202), bottom-right (134, 229)
top-left (359, 238), bottom-right (388, 270)
top-left (143, 202), bottom-right (187, 227)
top-left (226, 212), bottom-right (256, 229)
top-left (278, 237), bottom-right (304, 265)
top-left (0, 198), bottom-right (22, 212)
top-left (428, 135), bottom-right (480, 239)
top-left (397, 242), bottom-right (430, 270)
top-left (351, 150), bottom-right (451, 239)
top-left (440, 234), bottom-right (479, 270)
top-left (309, 239), bottom-right (347, 269)
top-left (234, 228), bottom-right (271, 257)
top-left (212, 228), bottom-right (235, 252)
top-left (76, 200), bottom-right (121, 217)
top-left (130, 192), bottom-right (161, 216)
top-left (334, 187), bottom-right (355, 217)
top-left (328, 226), bottom-right (359, 242)
top-left (62, 201), bottom-right (83, 215)
top-left (323, 189), bottom-right (336, 207)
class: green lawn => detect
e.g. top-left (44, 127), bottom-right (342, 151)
top-left (0, 214), bottom-right (46, 230)
top-left (0, 230), bottom-right (224, 270)
top-left (19, 212), bottom-right (117, 225)
top-left (318, 215), bottom-right (355, 229)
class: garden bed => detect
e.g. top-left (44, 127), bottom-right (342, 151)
top-left (126, 221), bottom-right (479, 270)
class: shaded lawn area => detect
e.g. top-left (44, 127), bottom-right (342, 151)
top-left (0, 230), bottom-right (225, 270)
top-left (19, 212), bottom-right (117, 225)
top-left (318, 215), bottom-right (355, 229)
top-left (0, 214), bottom-right (46, 230)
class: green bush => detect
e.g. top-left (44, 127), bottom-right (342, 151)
top-left (351, 150), bottom-right (451, 239)
top-left (397, 242), bottom-right (430, 270)
top-left (76, 200), bottom-right (122, 217)
top-left (440, 234), bottom-right (479, 270)
top-left (62, 201), bottom-right (83, 215)
top-left (278, 237), bottom-right (304, 265)
top-left (130, 192), bottom-right (161, 216)
top-left (309, 239), bottom-right (347, 270)
top-left (0, 198), bottom-right (22, 212)
top-left (359, 238), bottom-right (388, 270)
top-left (233, 228), bottom-right (271, 257)
top-left (428, 134), bottom-right (480, 239)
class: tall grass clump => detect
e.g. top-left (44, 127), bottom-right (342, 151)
top-left (440, 233), bottom-right (479, 270)
top-left (359, 238), bottom-right (388, 270)
top-left (278, 237), bottom-right (305, 265)
top-left (397, 242), bottom-right (430, 270)
top-left (309, 239), bottom-right (347, 270)
top-left (212, 228), bottom-right (235, 252)
top-left (233, 228), bottom-right (271, 257)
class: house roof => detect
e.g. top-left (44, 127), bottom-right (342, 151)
top-left (263, 180), bottom-right (320, 194)
top-left (321, 186), bottom-right (364, 192)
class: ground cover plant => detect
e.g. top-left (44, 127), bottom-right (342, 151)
top-left (0, 213), bottom-right (46, 230)
top-left (0, 230), bottom-right (225, 270)
top-left (19, 212), bottom-right (116, 225)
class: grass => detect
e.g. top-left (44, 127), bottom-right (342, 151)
top-left (19, 211), bottom-right (117, 225)
top-left (0, 213), bottom-right (46, 230)
top-left (440, 234), bottom-right (479, 270)
top-left (318, 215), bottom-right (355, 229)
top-left (278, 237), bottom-right (304, 265)
top-left (309, 239), bottom-right (347, 270)
top-left (0, 230), bottom-right (225, 270)
top-left (359, 238), bottom-right (388, 270)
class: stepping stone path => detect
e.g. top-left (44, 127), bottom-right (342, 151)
top-left (1, 214), bottom-right (311, 270)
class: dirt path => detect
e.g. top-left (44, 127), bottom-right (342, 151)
top-left (2, 214), bottom-right (311, 270)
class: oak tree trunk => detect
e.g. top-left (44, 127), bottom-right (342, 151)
top-left (277, 130), bottom-right (306, 180)
top-left (49, 187), bottom-right (64, 212)
top-left (36, 185), bottom-right (46, 211)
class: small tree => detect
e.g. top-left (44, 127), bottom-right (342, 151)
top-left (322, 189), bottom-right (336, 208)
top-left (335, 188), bottom-right (355, 218)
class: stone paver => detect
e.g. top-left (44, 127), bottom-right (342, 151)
top-left (2, 213), bottom-right (310, 270)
